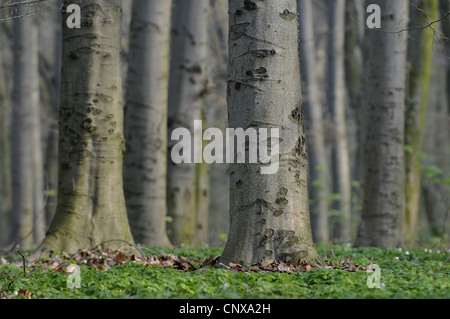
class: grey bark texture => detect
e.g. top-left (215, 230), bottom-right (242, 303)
top-left (298, 0), bottom-right (330, 243)
top-left (10, 13), bottom-right (38, 249)
top-left (327, 0), bottom-right (351, 242)
top-left (0, 25), bottom-right (11, 248)
top-left (124, 0), bottom-right (172, 247)
top-left (220, 0), bottom-right (322, 266)
top-left (39, 0), bottom-right (135, 255)
top-left (355, 0), bottom-right (409, 248)
top-left (167, 0), bottom-right (209, 246)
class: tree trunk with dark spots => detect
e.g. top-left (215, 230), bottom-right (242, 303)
top-left (39, 0), bottom-right (135, 255)
top-left (355, 0), bottom-right (409, 248)
top-left (220, 0), bottom-right (322, 266)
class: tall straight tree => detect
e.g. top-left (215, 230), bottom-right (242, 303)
top-left (39, 0), bottom-right (135, 255)
top-left (355, 0), bottom-right (409, 248)
top-left (167, 0), bottom-right (209, 246)
top-left (298, 0), bottom-right (329, 243)
top-left (441, 0), bottom-right (450, 115)
top-left (404, 0), bottom-right (439, 240)
top-left (327, 0), bottom-right (351, 242)
top-left (0, 24), bottom-right (11, 247)
top-left (220, 0), bottom-right (322, 266)
top-left (123, 0), bottom-right (172, 247)
top-left (344, 0), bottom-right (365, 183)
top-left (10, 12), bottom-right (43, 249)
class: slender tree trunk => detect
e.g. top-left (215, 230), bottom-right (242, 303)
top-left (44, 8), bottom-right (62, 226)
top-left (440, 0), bottom-right (450, 115)
top-left (29, 23), bottom-right (45, 245)
top-left (355, 0), bottom-right (409, 248)
top-left (39, 0), bottom-right (135, 255)
top-left (328, 0), bottom-right (352, 242)
top-left (123, 0), bottom-right (172, 248)
top-left (167, 0), bottom-right (209, 246)
top-left (10, 13), bottom-right (36, 249)
top-left (220, 0), bottom-right (322, 266)
top-left (194, 116), bottom-right (210, 247)
top-left (404, 0), bottom-right (439, 240)
top-left (0, 25), bottom-right (11, 248)
top-left (345, 0), bottom-right (365, 182)
top-left (298, 0), bottom-right (329, 243)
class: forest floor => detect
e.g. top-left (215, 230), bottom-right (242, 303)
top-left (0, 243), bottom-right (449, 299)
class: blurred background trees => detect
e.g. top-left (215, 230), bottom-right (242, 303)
top-left (0, 0), bottom-right (449, 253)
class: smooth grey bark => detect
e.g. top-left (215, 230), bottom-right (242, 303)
top-left (0, 25), bottom-right (11, 248)
top-left (10, 13), bottom-right (37, 249)
top-left (441, 0), bottom-right (450, 115)
top-left (39, 0), bottom-right (135, 255)
top-left (124, 0), bottom-right (172, 247)
top-left (345, 0), bottom-right (365, 183)
top-left (355, 0), bottom-right (409, 248)
top-left (41, 7), bottom-right (62, 226)
top-left (327, 0), bottom-right (351, 242)
top-left (167, 0), bottom-right (209, 246)
top-left (30, 22), bottom-right (45, 245)
top-left (205, 0), bottom-right (229, 247)
top-left (194, 119), bottom-right (210, 247)
top-left (220, 0), bottom-right (322, 266)
top-left (298, 0), bottom-right (329, 243)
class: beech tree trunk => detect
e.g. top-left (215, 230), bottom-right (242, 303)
top-left (298, 0), bottom-right (329, 243)
top-left (10, 13), bottom-right (38, 249)
top-left (404, 0), bottom-right (439, 240)
top-left (39, 0), bottom-right (135, 255)
top-left (123, 0), bottom-right (172, 247)
top-left (441, 0), bottom-right (450, 115)
top-left (0, 25), bottom-right (11, 248)
top-left (167, 0), bottom-right (209, 246)
top-left (327, 0), bottom-right (351, 242)
top-left (355, 0), bottom-right (409, 248)
top-left (220, 0), bottom-right (322, 266)
top-left (30, 21), bottom-right (45, 246)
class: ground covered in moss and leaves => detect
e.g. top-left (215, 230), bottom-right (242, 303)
top-left (0, 243), bottom-right (448, 299)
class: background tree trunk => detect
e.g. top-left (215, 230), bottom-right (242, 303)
top-left (39, 0), bottom-right (135, 255)
top-left (10, 13), bottom-right (37, 249)
top-left (298, 0), bottom-right (330, 243)
top-left (220, 0), bottom-right (322, 266)
top-left (327, 0), bottom-right (351, 242)
top-left (440, 0), bottom-right (450, 115)
top-left (355, 0), bottom-right (409, 248)
top-left (404, 0), bottom-right (439, 241)
top-left (30, 21), bottom-right (45, 246)
top-left (123, 0), bottom-right (172, 248)
top-left (167, 0), bottom-right (209, 246)
top-left (0, 24), bottom-right (11, 248)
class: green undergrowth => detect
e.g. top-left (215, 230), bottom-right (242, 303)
top-left (0, 244), bottom-right (448, 299)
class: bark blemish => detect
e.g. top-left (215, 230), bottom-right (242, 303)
top-left (236, 180), bottom-right (243, 188)
top-left (275, 197), bottom-right (289, 206)
top-left (278, 187), bottom-right (288, 197)
top-left (244, 0), bottom-right (257, 11)
top-left (230, 22), bottom-right (250, 40)
top-left (273, 210), bottom-right (285, 217)
top-left (251, 49), bottom-right (276, 58)
top-left (246, 67), bottom-right (268, 80)
top-left (295, 136), bottom-right (307, 159)
top-left (279, 9), bottom-right (297, 21)
top-left (289, 101), bottom-right (303, 124)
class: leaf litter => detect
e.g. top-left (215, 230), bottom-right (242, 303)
top-left (1, 247), bottom-right (368, 275)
